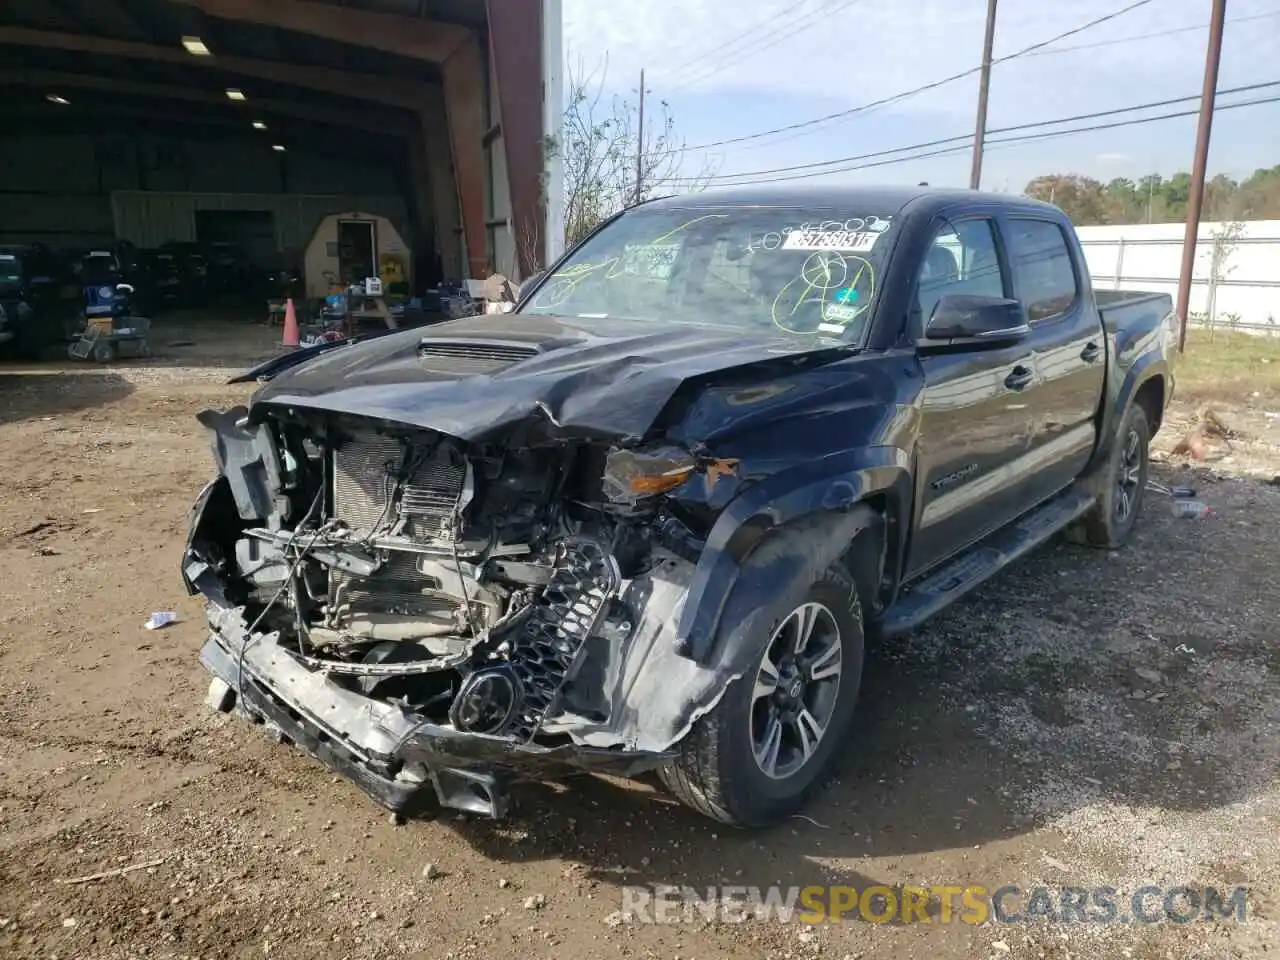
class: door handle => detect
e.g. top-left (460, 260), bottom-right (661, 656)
top-left (1004, 365), bottom-right (1033, 391)
top-left (1080, 341), bottom-right (1101, 362)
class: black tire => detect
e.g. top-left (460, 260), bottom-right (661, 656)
top-left (1066, 402), bottom-right (1151, 548)
top-left (658, 565), bottom-right (865, 827)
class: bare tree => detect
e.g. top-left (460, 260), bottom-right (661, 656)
top-left (550, 54), bottom-right (718, 248)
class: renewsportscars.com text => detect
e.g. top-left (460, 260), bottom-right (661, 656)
top-left (619, 884), bottom-right (1250, 925)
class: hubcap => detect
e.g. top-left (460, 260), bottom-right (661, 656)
top-left (750, 601), bottom-right (843, 781)
top-left (1116, 428), bottom-right (1143, 522)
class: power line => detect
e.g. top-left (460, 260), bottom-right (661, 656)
top-left (655, 0), bottom-right (836, 87)
top-left (647, 0), bottom-right (797, 74)
top-left (672, 0), bottom-right (1157, 154)
top-left (726, 5), bottom-right (1280, 156)
top-left (665, 91), bottom-right (1280, 188)
top-left (673, 80), bottom-right (1280, 184)
top-left (663, 0), bottom-right (867, 93)
top-left (1020, 8), bottom-right (1280, 58)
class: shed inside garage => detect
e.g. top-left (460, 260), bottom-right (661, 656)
top-left (0, 0), bottom-right (563, 288)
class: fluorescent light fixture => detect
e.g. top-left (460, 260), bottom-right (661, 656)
top-left (272, 144), bottom-right (286, 152)
top-left (46, 94), bottom-right (70, 105)
top-left (252, 121), bottom-right (268, 130)
top-left (181, 36), bottom-right (211, 56)
top-left (225, 88), bottom-right (246, 101)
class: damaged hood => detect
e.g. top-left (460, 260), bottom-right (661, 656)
top-left (244, 313), bottom-right (856, 442)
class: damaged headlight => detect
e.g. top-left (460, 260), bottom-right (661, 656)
top-left (602, 447), bottom-right (697, 504)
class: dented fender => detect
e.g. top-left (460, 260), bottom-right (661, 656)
top-left (674, 444), bottom-right (910, 664)
top-left (562, 506), bottom-right (882, 753)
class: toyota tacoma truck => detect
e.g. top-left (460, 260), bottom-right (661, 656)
top-left (181, 186), bottom-right (1176, 828)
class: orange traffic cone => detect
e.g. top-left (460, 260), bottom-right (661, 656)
top-left (281, 297), bottom-right (300, 348)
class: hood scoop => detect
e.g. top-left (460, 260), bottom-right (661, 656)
top-left (416, 338), bottom-right (539, 375)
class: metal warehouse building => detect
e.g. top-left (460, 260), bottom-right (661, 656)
top-left (0, 0), bottom-right (564, 286)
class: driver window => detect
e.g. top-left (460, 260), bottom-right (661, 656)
top-left (915, 219), bottom-right (1004, 323)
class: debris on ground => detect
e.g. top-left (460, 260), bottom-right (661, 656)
top-left (1, 342), bottom-right (1278, 960)
top-left (54, 857), bottom-right (167, 886)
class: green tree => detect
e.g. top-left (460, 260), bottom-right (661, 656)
top-left (1024, 174), bottom-right (1109, 224)
top-left (1024, 163), bottom-right (1280, 223)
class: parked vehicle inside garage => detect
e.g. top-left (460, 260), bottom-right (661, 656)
top-left (0, 244), bottom-right (72, 358)
top-left (181, 185), bottom-right (1176, 827)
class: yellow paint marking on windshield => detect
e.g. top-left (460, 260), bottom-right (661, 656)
top-left (649, 213), bottom-right (730, 245)
top-left (770, 253), bottom-right (875, 335)
top-left (528, 213), bottom-right (743, 311)
top-left (531, 256), bottom-right (622, 308)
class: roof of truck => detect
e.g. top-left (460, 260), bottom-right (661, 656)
top-left (640, 184), bottom-right (1063, 218)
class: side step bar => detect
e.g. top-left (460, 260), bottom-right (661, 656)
top-left (880, 488), bottom-right (1096, 637)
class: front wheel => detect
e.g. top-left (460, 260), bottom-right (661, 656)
top-left (658, 566), bottom-right (865, 827)
top-left (1066, 402), bottom-right (1151, 548)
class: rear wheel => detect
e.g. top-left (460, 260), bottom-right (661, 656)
top-left (658, 566), bottom-right (865, 827)
top-left (1066, 402), bottom-right (1150, 548)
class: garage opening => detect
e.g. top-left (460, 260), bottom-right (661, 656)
top-left (0, 0), bottom-right (555, 362)
top-left (194, 210), bottom-right (276, 269)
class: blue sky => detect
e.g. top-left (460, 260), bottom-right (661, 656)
top-left (561, 0), bottom-right (1280, 192)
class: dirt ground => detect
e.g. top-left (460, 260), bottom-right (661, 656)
top-left (2, 316), bottom-right (1279, 960)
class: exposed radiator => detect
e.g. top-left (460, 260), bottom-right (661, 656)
top-left (334, 551), bottom-right (458, 618)
top-left (330, 429), bottom-right (471, 622)
top-left (331, 430), bottom-right (469, 541)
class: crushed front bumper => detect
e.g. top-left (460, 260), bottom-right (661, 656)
top-left (197, 602), bottom-right (672, 819)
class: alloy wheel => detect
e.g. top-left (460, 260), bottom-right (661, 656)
top-left (750, 602), bottom-right (843, 780)
top-left (1116, 428), bottom-right (1143, 522)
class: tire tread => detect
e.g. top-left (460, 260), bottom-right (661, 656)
top-left (658, 564), bottom-right (862, 827)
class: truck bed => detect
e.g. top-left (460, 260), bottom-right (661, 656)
top-left (1096, 288), bottom-right (1174, 336)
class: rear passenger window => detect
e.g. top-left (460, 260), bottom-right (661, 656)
top-left (1007, 219), bottom-right (1078, 322)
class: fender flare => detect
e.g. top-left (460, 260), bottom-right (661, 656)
top-left (674, 445), bottom-right (911, 664)
top-left (1089, 349), bottom-right (1172, 476)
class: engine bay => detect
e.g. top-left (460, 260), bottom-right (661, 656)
top-left (199, 409), bottom-right (705, 745)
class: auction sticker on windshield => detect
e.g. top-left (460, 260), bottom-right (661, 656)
top-left (781, 229), bottom-right (880, 252)
top-left (621, 242), bottom-right (681, 279)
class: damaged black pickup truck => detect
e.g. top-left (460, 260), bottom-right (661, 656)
top-left (182, 186), bottom-right (1176, 827)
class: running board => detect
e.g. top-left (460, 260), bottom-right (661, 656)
top-left (880, 488), bottom-right (1096, 637)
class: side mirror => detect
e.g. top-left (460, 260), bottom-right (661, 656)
top-left (923, 294), bottom-right (1028, 345)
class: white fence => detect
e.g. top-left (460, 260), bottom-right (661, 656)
top-left (1075, 219), bottom-right (1280, 334)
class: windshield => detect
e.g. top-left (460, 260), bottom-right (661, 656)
top-left (519, 204), bottom-right (901, 343)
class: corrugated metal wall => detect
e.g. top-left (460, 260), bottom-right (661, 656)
top-left (1077, 219), bottom-right (1280, 332)
top-left (111, 191), bottom-right (410, 255)
top-left (0, 134), bottom-right (115, 246)
top-left (0, 131), bottom-right (414, 256)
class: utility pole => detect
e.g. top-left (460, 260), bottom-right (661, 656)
top-left (633, 68), bottom-right (646, 206)
top-left (969, 0), bottom-right (998, 190)
top-left (1175, 0), bottom-right (1228, 354)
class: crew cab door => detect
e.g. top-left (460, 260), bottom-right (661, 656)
top-left (1000, 217), bottom-right (1106, 504)
top-left (906, 216), bottom-right (1037, 577)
